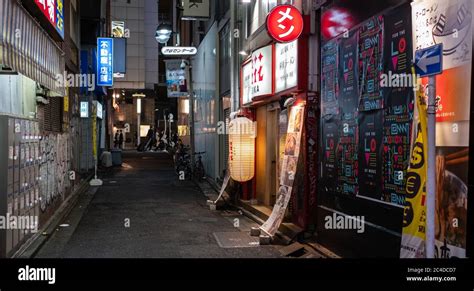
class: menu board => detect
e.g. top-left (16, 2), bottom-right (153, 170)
top-left (358, 15), bottom-right (384, 111)
top-left (358, 110), bottom-right (383, 200)
top-left (261, 106), bottom-right (305, 237)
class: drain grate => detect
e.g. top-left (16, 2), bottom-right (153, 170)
top-left (213, 232), bottom-right (260, 248)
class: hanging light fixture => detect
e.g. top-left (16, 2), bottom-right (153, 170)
top-left (155, 23), bottom-right (173, 44)
top-left (228, 117), bottom-right (256, 182)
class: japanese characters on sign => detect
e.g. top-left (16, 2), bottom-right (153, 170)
top-left (251, 45), bottom-right (273, 98)
top-left (34, 0), bottom-right (64, 39)
top-left (266, 5), bottom-right (304, 43)
top-left (165, 59), bottom-right (189, 98)
top-left (275, 40), bottom-right (298, 93)
top-left (161, 46), bottom-right (198, 56)
top-left (96, 38), bottom-right (114, 87)
top-left (241, 61), bottom-right (253, 104)
top-left (95, 101), bottom-right (103, 119)
top-left (80, 102), bottom-right (89, 118)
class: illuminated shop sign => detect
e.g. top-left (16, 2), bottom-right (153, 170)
top-left (275, 40), bottom-right (298, 93)
top-left (266, 5), bottom-right (304, 43)
top-left (34, 0), bottom-right (64, 39)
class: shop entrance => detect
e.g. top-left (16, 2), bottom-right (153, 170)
top-left (255, 102), bottom-right (280, 207)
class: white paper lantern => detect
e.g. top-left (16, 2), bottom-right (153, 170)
top-left (229, 117), bottom-right (255, 182)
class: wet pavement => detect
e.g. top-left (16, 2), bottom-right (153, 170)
top-left (35, 151), bottom-right (281, 258)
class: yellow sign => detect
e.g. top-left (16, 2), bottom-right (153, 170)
top-left (400, 81), bottom-right (428, 258)
top-left (92, 108), bottom-right (97, 159)
top-left (63, 87), bottom-right (69, 112)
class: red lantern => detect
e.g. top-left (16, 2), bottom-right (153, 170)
top-left (266, 5), bottom-right (304, 43)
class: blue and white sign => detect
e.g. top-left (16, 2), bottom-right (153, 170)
top-left (415, 44), bottom-right (443, 77)
top-left (80, 102), bottom-right (89, 118)
top-left (97, 38), bottom-right (114, 86)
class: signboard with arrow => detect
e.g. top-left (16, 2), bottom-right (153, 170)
top-left (414, 44), bottom-right (443, 77)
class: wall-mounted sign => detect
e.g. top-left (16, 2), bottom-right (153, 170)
top-left (275, 40), bottom-right (298, 93)
top-left (266, 5), bottom-right (303, 43)
top-left (182, 0), bottom-right (210, 20)
top-left (34, 0), bottom-right (64, 39)
top-left (96, 38), bottom-right (114, 87)
top-left (80, 102), bottom-right (89, 118)
top-left (95, 101), bottom-right (103, 119)
top-left (251, 45), bottom-right (273, 98)
top-left (321, 7), bottom-right (355, 40)
top-left (112, 21), bottom-right (125, 38)
top-left (411, 0), bottom-right (472, 70)
top-left (415, 44), bottom-right (443, 77)
top-left (165, 59), bottom-right (188, 98)
top-left (241, 61), bottom-right (253, 104)
top-left (241, 44), bottom-right (274, 103)
top-left (161, 46), bottom-right (197, 56)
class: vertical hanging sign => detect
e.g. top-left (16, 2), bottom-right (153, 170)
top-left (261, 105), bottom-right (305, 237)
top-left (400, 86), bottom-right (428, 258)
top-left (97, 38), bottom-right (114, 87)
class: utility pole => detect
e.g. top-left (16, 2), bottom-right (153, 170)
top-left (426, 76), bottom-right (436, 258)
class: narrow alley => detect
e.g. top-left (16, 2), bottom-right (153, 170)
top-left (34, 152), bottom-right (281, 258)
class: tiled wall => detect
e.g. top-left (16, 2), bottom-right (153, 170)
top-left (111, 0), bottom-right (159, 89)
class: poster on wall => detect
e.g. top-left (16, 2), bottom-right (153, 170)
top-left (411, 0), bottom-right (472, 258)
top-left (381, 3), bottom-right (414, 207)
top-left (383, 3), bottom-right (413, 110)
top-left (261, 105), bottom-right (305, 237)
top-left (337, 119), bottom-right (358, 196)
top-left (165, 59), bottom-right (188, 98)
top-left (358, 15), bottom-right (384, 111)
top-left (412, 0), bottom-right (472, 70)
top-left (339, 31), bottom-right (359, 119)
top-left (321, 117), bottom-right (339, 193)
top-left (435, 147), bottom-right (468, 258)
top-left (382, 113), bottom-right (412, 206)
top-left (306, 93), bottom-right (319, 212)
top-left (321, 39), bottom-right (339, 116)
top-left (357, 110), bottom-right (383, 201)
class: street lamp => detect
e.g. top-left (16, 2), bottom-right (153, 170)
top-left (155, 23), bottom-right (173, 44)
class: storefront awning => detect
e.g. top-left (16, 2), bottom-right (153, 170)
top-left (0, 0), bottom-right (65, 96)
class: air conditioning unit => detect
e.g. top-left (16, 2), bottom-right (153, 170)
top-left (0, 65), bottom-right (16, 74)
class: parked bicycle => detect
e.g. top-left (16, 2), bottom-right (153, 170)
top-left (193, 151), bottom-right (206, 181)
top-left (174, 145), bottom-right (192, 179)
top-left (173, 147), bottom-right (206, 181)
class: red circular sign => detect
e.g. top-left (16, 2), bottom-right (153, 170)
top-left (321, 7), bottom-right (355, 40)
top-left (266, 5), bottom-right (304, 43)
